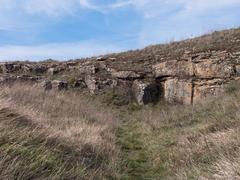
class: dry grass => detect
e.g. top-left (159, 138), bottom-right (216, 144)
top-left (117, 82), bottom-right (240, 179)
top-left (0, 82), bottom-right (240, 179)
top-left (0, 83), bottom-right (120, 179)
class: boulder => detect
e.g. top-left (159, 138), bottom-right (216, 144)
top-left (164, 78), bottom-right (193, 105)
top-left (194, 60), bottom-right (234, 78)
top-left (132, 80), bottom-right (160, 105)
top-left (153, 60), bottom-right (194, 78)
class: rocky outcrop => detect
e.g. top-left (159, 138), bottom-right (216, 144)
top-left (153, 60), bottom-right (194, 78)
top-left (193, 79), bottom-right (226, 103)
top-left (152, 50), bottom-right (240, 105)
top-left (194, 60), bottom-right (234, 78)
top-left (164, 78), bottom-right (193, 104)
top-left (111, 69), bottom-right (143, 80)
top-left (1, 29), bottom-right (240, 106)
top-left (132, 80), bottom-right (160, 105)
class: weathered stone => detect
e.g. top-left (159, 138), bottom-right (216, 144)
top-left (193, 80), bottom-right (225, 102)
top-left (52, 80), bottom-right (68, 91)
top-left (153, 60), bottom-right (194, 78)
top-left (164, 78), bottom-right (193, 105)
top-left (194, 60), bottom-right (234, 78)
top-left (132, 80), bottom-right (160, 105)
top-left (85, 76), bottom-right (99, 94)
top-left (78, 65), bottom-right (97, 74)
top-left (111, 70), bottom-right (142, 80)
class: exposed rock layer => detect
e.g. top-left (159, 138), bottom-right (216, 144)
top-left (1, 28), bottom-right (240, 105)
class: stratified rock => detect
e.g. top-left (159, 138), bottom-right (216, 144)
top-left (194, 60), bottom-right (234, 78)
top-left (153, 60), bottom-right (194, 78)
top-left (164, 78), bottom-right (193, 105)
top-left (111, 69), bottom-right (142, 80)
top-left (132, 80), bottom-right (160, 105)
top-left (193, 79), bottom-right (226, 102)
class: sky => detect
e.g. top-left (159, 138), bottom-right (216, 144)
top-left (0, 0), bottom-right (240, 61)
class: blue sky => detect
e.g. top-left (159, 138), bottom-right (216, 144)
top-left (0, 0), bottom-right (240, 61)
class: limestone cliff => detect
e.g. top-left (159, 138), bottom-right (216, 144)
top-left (0, 28), bottom-right (240, 105)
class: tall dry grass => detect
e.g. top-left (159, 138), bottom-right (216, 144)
top-left (0, 83), bottom-right (120, 178)
top-left (118, 82), bottom-right (240, 179)
top-left (0, 81), bottom-right (240, 179)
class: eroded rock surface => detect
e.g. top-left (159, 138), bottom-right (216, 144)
top-left (132, 80), bottom-right (160, 105)
top-left (1, 28), bottom-right (240, 105)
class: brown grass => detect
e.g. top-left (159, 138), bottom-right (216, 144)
top-left (0, 83), bottom-right (120, 179)
top-left (0, 81), bottom-right (240, 179)
top-left (118, 82), bottom-right (240, 179)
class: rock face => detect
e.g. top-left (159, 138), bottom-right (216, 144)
top-left (153, 60), bottom-right (194, 78)
top-left (164, 78), bottom-right (193, 104)
top-left (1, 29), bottom-right (240, 105)
top-left (153, 50), bottom-right (240, 105)
top-left (133, 80), bottom-right (160, 105)
top-left (111, 69), bottom-right (143, 80)
top-left (193, 80), bottom-right (225, 103)
top-left (194, 60), bottom-right (234, 78)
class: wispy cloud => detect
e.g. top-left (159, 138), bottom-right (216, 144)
top-left (0, 0), bottom-right (239, 60)
top-left (0, 41), bottom-right (123, 61)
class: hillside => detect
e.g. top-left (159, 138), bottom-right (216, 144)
top-left (0, 28), bottom-right (240, 106)
top-left (0, 28), bottom-right (240, 179)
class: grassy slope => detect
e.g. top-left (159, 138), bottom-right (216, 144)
top-left (118, 83), bottom-right (240, 179)
top-left (0, 82), bottom-right (239, 179)
top-left (0, 84), bottom-right (119, 179)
